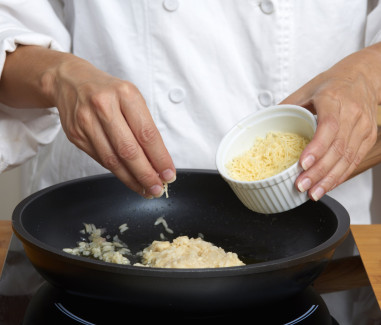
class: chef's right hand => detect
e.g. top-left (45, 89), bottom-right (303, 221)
top-left (45, 55), bottom-right (176, 198)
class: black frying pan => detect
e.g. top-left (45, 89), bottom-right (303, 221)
top-left (12, 169), bottom-right (350, 313)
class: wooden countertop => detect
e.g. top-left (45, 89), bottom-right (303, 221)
top-left (0, 220), bottom-right (380, 308)
top-left (351, 225), bottom-right (381, 308)
top-left (0, 220), bottom-right (11, 276)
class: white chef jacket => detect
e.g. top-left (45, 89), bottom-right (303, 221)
top-left (1, 1), bottom-right (381, 323)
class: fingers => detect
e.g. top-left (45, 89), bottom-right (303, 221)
top-left (278, 48), bottom-right (381, 201)
top-left (118, 85), bottom-right (176, 184)
top-left (56, 66), bottom-right (176, 198)
top-left (88, 83), bottom-right (176, 198)
top-left (62, 97), bottom-right (151, 197)
top-left (82, 115), bottom-right (153, 198)
top-left (294, 96), bottom-right (377, 201)
top-left (335, 131), bottom-right (376, 185)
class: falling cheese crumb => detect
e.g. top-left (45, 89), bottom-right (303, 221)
top-left (163, 182), bottom-right (169, 198)
top-left (226, 131), bottom-right (310, 181)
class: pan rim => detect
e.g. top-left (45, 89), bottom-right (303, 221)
top-left (12, 171), bottom-right (350, 278)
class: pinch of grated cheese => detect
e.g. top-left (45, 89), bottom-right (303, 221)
top-left (163, 182), bottom-right (169, 198)
top-left (226, 131), bottom-right (310, 181)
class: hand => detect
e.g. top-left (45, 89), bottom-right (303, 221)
top-left (280, 44), bottom-right (381, 201)
top-left (46, 57), bottom-right (176, 198)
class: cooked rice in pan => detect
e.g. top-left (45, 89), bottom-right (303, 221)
top-left (134, 236), bottom-right (244, 268)
top-left (62, 223), bottom-right (132, 265)
top-left (63, 217), bottom-right (245, 268)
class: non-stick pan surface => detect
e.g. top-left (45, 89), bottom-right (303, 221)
top-left (12, 169), bottom-right (350, 312)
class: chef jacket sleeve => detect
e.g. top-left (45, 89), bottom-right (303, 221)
top-left (0, 0), bottom-right (71, 173)
top-left (366, 1), bottom-right (381, 45)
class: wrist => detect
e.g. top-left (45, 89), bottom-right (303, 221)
top-left (361, 43), bottom-right (381, 104)
top-left (40, 51), bottom-right (79, 108)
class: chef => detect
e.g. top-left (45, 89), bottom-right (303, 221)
top-left (0, 1), bottom-right (381, 323)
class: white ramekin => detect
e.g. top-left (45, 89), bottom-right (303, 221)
top-left (216, 104), bottom-right (317, 214)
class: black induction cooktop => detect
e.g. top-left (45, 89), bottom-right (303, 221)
top-left (0, 235), bottom-right (339, 325)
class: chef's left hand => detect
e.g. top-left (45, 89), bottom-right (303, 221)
top-left (280, 42), bottom-right (381, 201)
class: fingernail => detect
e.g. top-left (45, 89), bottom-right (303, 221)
top-left (150, 185), bottom-right (164, 198)
top-left (141, 189), bottom-right (153, 199)
top-left (297, 178), bottom-right (312, 193)
top-left (301, 155), bottom-right (315, 171)
top-left (311, 187), bottom-right (325, 201)
top-left (162, 169), bottom-right (176, 183)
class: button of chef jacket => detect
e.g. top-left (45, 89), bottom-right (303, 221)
top-left (169, 87), bottom-right (186, 103)
top-left (260, 0), bottom-right (275, 14)
top-left (258, 91), bottom-right (274, 107)
top-left (163, 0), bottom-right (179, 12)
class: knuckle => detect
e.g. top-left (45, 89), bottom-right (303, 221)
top-left (64, 123), bottom-right (83, 144)
top-left (102, 154), bottom-right (120, 170)
top-left (310, 164), bottom-right (329, 181)
top-left (135, 172), bottom-right (156, 187)
top-left (347, 102), bottom-right (363, 121)
top-left (324, 117), bottom-right (340, 135)
top-left (138, 125), bottom-right (159, 145)
top-left (319, 174), bottom-right (338, 194)
top-left (89, 91), bottom-right (109, 109)
top-left (342, 146), bottom-right (356, 165)
top-left (118, 82), bottom-right (140, 100)
top-left (76, 107), bottom-right (92, 127)
top-left (331, 137), bottom-right (346, 157)
top-left (368, 125), bottom-right (378, 144)
top-left (317, 88), bottom-right (342, 107)
top-left (89, 92), bottom-right (114, 121)
top-left (322, 173), bottom-right (337, 188)
top-left (118, 141), bottom-right (139, 161)
top-left (352, 154), bottom-right (362, 169)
